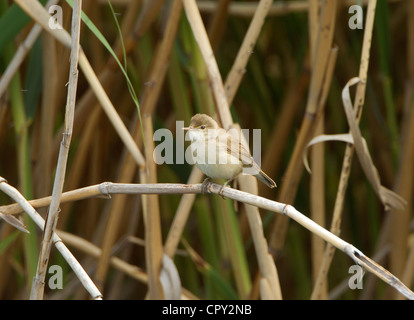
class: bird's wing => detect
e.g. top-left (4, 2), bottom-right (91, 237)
top-left (224, 132), bottom-right (254, 168)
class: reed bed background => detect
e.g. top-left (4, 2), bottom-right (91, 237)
top-left (0, 0), bottom-right (413, 300)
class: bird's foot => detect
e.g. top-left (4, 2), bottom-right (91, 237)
top-left (201, 177), bottom-right (211, 194)
top-left (218, 181), bottom-right (231, 199)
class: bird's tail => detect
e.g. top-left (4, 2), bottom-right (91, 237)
top-left (255, 170), bottom-right (277, 188)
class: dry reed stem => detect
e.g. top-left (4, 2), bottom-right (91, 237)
top-left (207, 0), bottom-right (231, 49)
top-left (308, 0), bottom-right (319, 61)
top-left (394, 0), bottom-right (414, 298)
top-left (327, 246), bottom-right (389, 299)
top-left (0, 183), bottom-right (203, 217)
top-left (0, 177), bottom-right (102, 299)
top-left (4, 179), bottom-right (413, 299)
top-left (0, 185), bottom-right (110, 216)
top-left (182, 0), bottom-right (282, 300)
top-left (142, 114), bottom-right (164, 299)
top-left (311, 0), bottom-right (377, 300)
top-left (310, 118), bottom-right (327, 297)
top-left (58, 105), bottom-right (102, 230)
top-left (388, 2), bottom-right (414, 292)
top-left (0, 0), bottom-right (59, 99)
top-left (309, 46), bottom-right (338, 298)
top-left (269, 0), bottom-right (337, 254)
top-left (223, 0), bottom-right (274, 105)
top-left (408, 0), bottom-right (414, 78)
top-left (259, 73), bottom-right (309, 198)
top-left (399, 238), bottom-right (414, 300)
top-left (308, 0), bottom-right (326, 298)
top-left (30, 0), bottom-right (82, 300)
top-left (13, 0), bottom-right (71, 45)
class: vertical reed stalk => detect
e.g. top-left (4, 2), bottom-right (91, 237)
top-left (36, 30), bottom-right (57, 198)
top-left (224, 0), bottom-right (274, 107)
top-left (30, 0), bottom-right (82, 300)
top-left (308, 0), bottom-right (328, 299)
top-left (142, 114), bottom-right (164, 299)
top-left (207, 0), bottom-right (231, 50)
top-left (269, 0), bottom-right (337, 255)
top-left (182, 0), bottom-right (282, 300)
top-left (311, 0), bottom-right (377, 300)
top-left (391, 0), bottom-right (414, 298)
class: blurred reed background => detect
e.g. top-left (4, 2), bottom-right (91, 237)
top-left (0, 0), bottom-right (413, 300)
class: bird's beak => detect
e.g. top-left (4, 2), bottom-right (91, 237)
top-left (182, 127), bottom-right (191, 131)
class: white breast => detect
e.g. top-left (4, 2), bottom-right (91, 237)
top-left (187, 130), bottom-right (242, 180)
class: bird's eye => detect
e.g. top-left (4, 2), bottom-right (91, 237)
top-left (201, 125), bottom-right (206, 129)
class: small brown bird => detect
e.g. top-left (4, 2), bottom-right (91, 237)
top-left (183, 114), bottom-right (277, 190)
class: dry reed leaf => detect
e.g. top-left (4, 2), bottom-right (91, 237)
top-left (160, 254), bottom-right (182, 300)
top-left (342, 78), bottom-right (406, 211)
top-left (0, 212), bottom-right (29, 233)
top-left (304, 77), bottom-right (406, 212)
top-left (0, 177), bottom-right (102, 299)
top-left (304, 133), bottom-right (354, 173)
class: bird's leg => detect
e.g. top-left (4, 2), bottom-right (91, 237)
top-left (201, 177), bottom-right (211, 194)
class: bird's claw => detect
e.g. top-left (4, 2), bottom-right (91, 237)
top-left (218, 186), bottom-right (226, 199)
top-left (202, 177), bottom-right (211, 194)
top-left (218, 181), bottom-right (230, 199)
top-left (202, 178), bottom-right (230, 199)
